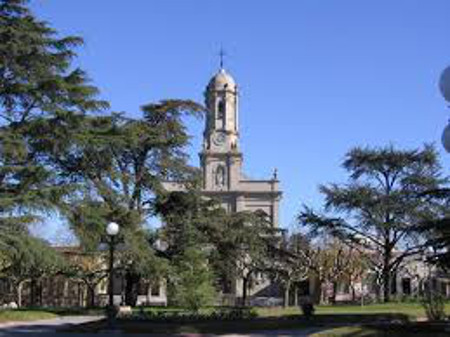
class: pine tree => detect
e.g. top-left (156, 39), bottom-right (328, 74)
top-left (52, 101), bottom-right (204, 306)
top-left (299, 145), bottom-right (444, 302)
top-left (169, 247), bottom-right (216, 311)
top-left (0, 0), bottom-right (107, 234)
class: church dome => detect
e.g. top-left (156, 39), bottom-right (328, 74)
top-left (207, 68), bottom-right (236, 91)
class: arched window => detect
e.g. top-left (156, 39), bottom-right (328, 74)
top-left (217, 100), bottom-right (225, 119)
top-left (215, 165), bottom-right (226, 187)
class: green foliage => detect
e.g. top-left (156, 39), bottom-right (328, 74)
top-left (0, 231), bottom-right (65, 280)
top-left (417, 191), bottom-right (450, 270)
top-left (156, 190), bottom-right (224, 258)
top-left (0, 0), bottom-right (107, 256)
top-left (168, 248), bottom-right (216, 311)
top-left (0, 229), bottom-right (66, 306)
top-left (299, 145), bottom-right (444, 302)
top-left (50, 101), bottom-right (205, 306)
top-left (57, 100), bottom-right (204, 242)
top-left (0, 0), bottom-right (107, 121)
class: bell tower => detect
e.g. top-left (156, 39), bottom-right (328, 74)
top-left (200, 66), bottom-right (242, 192)
top-left (165, 58), bottom-right (281, 224)
top-left (203, 68), bottom-right (239, 152)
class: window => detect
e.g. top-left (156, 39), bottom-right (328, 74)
top-left (297, 280), bottom-right (310, 296)
top-left (217, 100), bottom-right (225, 119)
top-left (151, 284), bottom-right (160, 297)
top-left (338, 280), bottom-right (351, 294)
top-left (401, 278), bottom-right (411, 295)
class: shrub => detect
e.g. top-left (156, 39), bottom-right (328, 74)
top-left (126, 306), bottom-right (258, 322)
top-left (421, 289), bottom-right (446, 321)
top-left (300, 302), bottom-right (315, 318)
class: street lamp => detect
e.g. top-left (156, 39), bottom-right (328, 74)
top-left (106, 222), bottom-right (120, 322)
top-left (442, 122), bottom-right (450, 153)
top-left (440, 66), bottom-right (450, 152)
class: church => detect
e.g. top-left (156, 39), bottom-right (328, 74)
top-left (163, 65), bottom-right (283, 304)
top-left (165, 66), bottom-right (282, 226)
top-left (199, 67), bottom-right (282, 223)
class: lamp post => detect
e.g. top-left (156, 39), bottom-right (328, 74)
top-left (440, 66), bottom-right (450, 152)
top-left (106, 222), bottom-right (120, 322)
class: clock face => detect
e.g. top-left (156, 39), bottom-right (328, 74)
top-left (213, 132), bottom-right (226, 146)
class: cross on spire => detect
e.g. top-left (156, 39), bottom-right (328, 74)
top-left (219, 48), bottom-right (226, 69)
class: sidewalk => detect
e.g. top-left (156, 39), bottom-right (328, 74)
top-left (0, 315), bottom-right (103, 335)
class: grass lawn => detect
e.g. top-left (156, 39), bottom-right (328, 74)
top-left (136, 302), bottom-right (446, 319)
top-left (0, 309), bottom-right (58, 323)
top-left (64, 302), bottom-right (450, 334)
top-left (0, 307), bottom-right (103, 323)
top-left (257, 302), bottom-right (450, 319)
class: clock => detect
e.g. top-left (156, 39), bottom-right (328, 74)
top-left (213, 132), bottom-right (226, 146)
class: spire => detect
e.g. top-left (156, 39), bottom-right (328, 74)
top-left (219, 48), bottom-right (226, 70)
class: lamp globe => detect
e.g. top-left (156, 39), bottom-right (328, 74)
top-left (106, 222), bottom-right (120, 237)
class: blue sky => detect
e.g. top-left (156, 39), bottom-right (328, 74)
top-left (31, 0), bottom-right (450, 239)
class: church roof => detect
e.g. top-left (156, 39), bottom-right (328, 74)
top-left (207, 68), bottom-right (236, 91)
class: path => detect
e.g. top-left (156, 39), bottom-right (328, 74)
top-left (0, 317), bottom-right (324, 337)
top-left (0, 316), bottom-right (102, 336)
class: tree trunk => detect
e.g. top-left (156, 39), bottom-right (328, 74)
top-left (330, 281), bottom-right (338, 304)
top-left (320, 283), bottom-right (326, 304)
top-left (313, 279), bottom-right (323, 304)
top-left (283, 280), bottom-right (291, 307)
top-left (125, 271), bottom-right (140, 306)
top-left (16, 280), bottom-right (24, 308)
top-left (294, 286), bottom-right (299, 307)
top-left (382, 266), bottom-right (391, 303)
top-left (242, 277), bottom-right (248, 307)
top-left (87, 284), bottom-right (96, 308)
top-left (30, 278), bottom-right (37, 307)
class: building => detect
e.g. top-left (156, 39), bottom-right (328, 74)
top-left (163, 66), bottom-right (283, 305)
top-left (199, 67), bottom-right (282, 222)
top-left (0, 246), bottom-right (167, 308)
top-left (165, 66), bottom-right (282, 224)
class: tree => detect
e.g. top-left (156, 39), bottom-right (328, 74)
top-left (0, 0), bottom-right (108, 238)
top-left (216, 211), bottom-right (280, 306)
top-left (49, 100), bottom-right (204, 306)
top-left (314, 239), bottom-right (366, 304)
top-left (156, 189), bottom-right (231, 307)
top-left (268, 232), bottom-right (309, 307)
top-left (168, 247), bottom-right (216, 311)
top-left (299, 145), bottom-right (443, 302)
top-left (65, 250), bottom-right (108, 308)
top-left (156, 190), bottom-right (215, 257)
top-left (415, 189), bottom-right (450, 270)
top-left (0, 232), bottom-right (65, 307)
top-left (0, 1), bottom-right (107, 299)
top-left (293, 241), bottom-right (337, 304)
